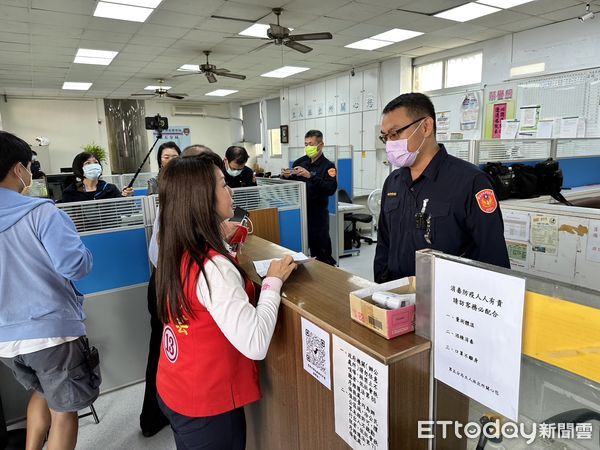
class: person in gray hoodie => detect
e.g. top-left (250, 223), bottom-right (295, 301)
top-left (0, 131), bottom-right (99, 450)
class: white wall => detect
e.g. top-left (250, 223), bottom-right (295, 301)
top-left (0, 98), bottom-right (109, 174)
top-left (144, 100), bottom-right (240, 173)
top-left (0, 97), bottom-right (240, 175)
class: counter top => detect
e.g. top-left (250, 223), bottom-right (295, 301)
top-left (238, 236), bottom-right (431, 365)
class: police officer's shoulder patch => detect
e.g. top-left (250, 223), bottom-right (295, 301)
top-left (475, 189), bottom-right (498, 214)
top-left (328, 168), bottom-right (337, 177)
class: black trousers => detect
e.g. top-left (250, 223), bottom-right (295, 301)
top-left (307, 207), bottom-right (336, 266)
top-left (140, 271), bottom-right (169, 432)
top-left (158, 396), bottom-right (246, 450)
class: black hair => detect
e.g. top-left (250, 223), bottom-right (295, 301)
top-left (225, 145), bottom-right (249, 165)
top-left (72, 152), bottom-right (98, 180)
top-left (0, 131), bottom-right (33, 182)
top-left (304, 129), bottom-right (323, 140)
top-left (382, 93), bottom-right (437, 132)
top-left (157, 141), bottom-right (181, 169)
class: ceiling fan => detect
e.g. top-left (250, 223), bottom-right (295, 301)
top-left (130, 79), bottom-right (187, 100)
top-left (173, 50), bottom-right (246, 83)
top-left (223, 7), bottom-right (333, 54)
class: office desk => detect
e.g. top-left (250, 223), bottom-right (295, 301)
top-left (239, 236), bottom-right (431, 450)
top-left (338, 202), bottom-right (368, 257)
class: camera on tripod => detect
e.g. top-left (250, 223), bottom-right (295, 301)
top-left (145, 114), bottom-right (169, 132)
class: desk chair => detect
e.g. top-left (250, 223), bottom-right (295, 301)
top-left (338, 190), bottom-right (375, 248)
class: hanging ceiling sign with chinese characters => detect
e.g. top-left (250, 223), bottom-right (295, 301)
top-left (434, 258), bottom-right (526, 421)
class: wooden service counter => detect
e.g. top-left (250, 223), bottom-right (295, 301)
top-left (238, 236), bottom-right (431, 450)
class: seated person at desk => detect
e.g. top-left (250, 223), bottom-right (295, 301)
top-left (31, 151), bottom-right (46, 179)
top-left (282, 129), bottom-right (337, 266)
top-left (224, 145), bottom-right (256, 188)
top-left (155, 153), bottom-right (296, 449)
top-left (147, 142), bottom-right (181, 195)
top-left (62, 152), bottom-right (133, 202)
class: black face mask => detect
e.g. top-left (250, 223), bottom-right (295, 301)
top-left (31, 161), bottom-right (41, 175)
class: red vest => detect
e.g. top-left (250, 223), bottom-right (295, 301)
top-left (157, 250), bottom-right (261, 417)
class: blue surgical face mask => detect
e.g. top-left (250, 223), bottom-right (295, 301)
top-left (83, 163), bottom-right (102, 180)
top-left (227, 168), bottom-right (242, 177)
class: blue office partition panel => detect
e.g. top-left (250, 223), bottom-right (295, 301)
top-left (558, 157), bottom-right (600, 188)
top-left (76, 228), bottom-right (150, 294)
top-left (337, 158), bottom-right (352, 198)
top-left (134, 188), bottom-right (148, 196)
top-left (279, 209), bottom-right (302, 252)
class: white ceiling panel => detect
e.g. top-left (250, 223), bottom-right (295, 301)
top-left (0, 0), bottom-right (588, 101)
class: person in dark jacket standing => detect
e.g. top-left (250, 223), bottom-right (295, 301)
top-left (282, 130), bottom-right (337, 265)
top-left (61, 152), bottom-right (133, 202)
top-left (224, 146), bottom-right (256, 188)
top-left (374, 93), bottom-right (510, 283)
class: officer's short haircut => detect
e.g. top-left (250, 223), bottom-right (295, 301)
top-left (0, 131), bottom-right (32, 182)
top-left (181, 144), bottom-right (213, 157)
top-left (382, 93), bottom-right (436, 132)
top-left (304, 130), bottom-right (323, 141)
top-left (225, 145), bottom-right (249, 165)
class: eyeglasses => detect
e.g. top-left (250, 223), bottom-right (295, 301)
top-left (378, 117), bottom-right (426, 144)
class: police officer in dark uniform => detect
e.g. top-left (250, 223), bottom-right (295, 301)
top-left (224, 145), bottom-right (256, 188)
top-left (374, 93), bottom-right (510, 283)
top-left (282, 130), bottom-right (337, 266)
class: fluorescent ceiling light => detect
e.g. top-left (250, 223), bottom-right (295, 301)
top-left (435, 2), bottom-right (500, 22)
top-left (345, 28), bottom-right (423, 51)
top-left (93, 1), bottom-right (154, 22)
top-left (477, 0), bottom-right (534, 8)
top-left (371, 28), bottom-right (423, 42)
top-left (510, 62), bottom-right (545, 77)
top-left (103, 0), bottom-right (162, 7)
top-left (62, 82), bottom-right (92, 90)
top-left (74, 48), bottom-right (118, 65)
top-left (205, 89), bottom-right (238, 97)
top-left (145, 85), bottom-right (171, 90)
top-left (345, 39), bottom-right (393, 50)
top-left (261, 66), bottom-right (309, 78)
top-left (239, 23), bottom-right (293, 38)
top-left (177, 64), bottom-right (200, 72)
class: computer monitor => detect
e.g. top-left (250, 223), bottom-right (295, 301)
top-left (60, 167), bottom-right (73, 173)
top-left (46, 173), bottom-right (76, 202)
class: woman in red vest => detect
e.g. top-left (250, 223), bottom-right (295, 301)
top-left (155, 152), bottom-right (297, 449)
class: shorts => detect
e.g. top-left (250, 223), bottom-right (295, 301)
top-left (0, 336), bottom-right (101, 413)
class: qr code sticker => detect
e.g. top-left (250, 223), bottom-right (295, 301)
top-left (305, 329), bottom-right (326, 369)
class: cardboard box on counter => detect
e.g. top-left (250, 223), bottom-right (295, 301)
top-left (349, 277), bottom-right (416, 339)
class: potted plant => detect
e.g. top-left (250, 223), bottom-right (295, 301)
top-left (82, 143), bottom-right (107, 164)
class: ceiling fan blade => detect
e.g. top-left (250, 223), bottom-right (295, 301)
top-left (173, 72), bottom-right (201, 77)
top-left (288, 32), bottom-right (333, 41)
top-left (218, 72), bottom-right (246, 80)
top-left (225, 36), bottom-right (270, 40)
top-left (284, 40), bottom-right (313, 54)
top-left (130, 93), bottom-right (156, 96)
top-left (211, 10), bottom-right (272, 24)
top-left (205, 72), bottom-right (218, 83)
top-left (249, 41), bottom-right (274, 53)
top-left (213, 68), bottom-right (230, 74)
top-left (166, 93), bottom-right (187, 100)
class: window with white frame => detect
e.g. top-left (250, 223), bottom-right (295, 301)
top-left (269, 128), bottom-right (282, 157)
top-left (445, 52), bottom-right (482, 88)
top-left (414, 61), bottom-right (443, 92)
top-left (413, 51), bottom-right (482, 92)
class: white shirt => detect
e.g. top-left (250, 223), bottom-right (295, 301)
top-left (0, 336), bottom-right (78, 358)
top-left (197, 254), bottom-right (283, 360)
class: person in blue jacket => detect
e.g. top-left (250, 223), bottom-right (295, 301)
top-left (374, 93), bottom-right (510, 283)
top-left (0, 131), bottom-right (98, 450)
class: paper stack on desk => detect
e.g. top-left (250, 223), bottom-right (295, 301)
top-left (253, 252), bottom-right (313, 277)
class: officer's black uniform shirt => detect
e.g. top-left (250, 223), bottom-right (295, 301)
top-left (289, 154), bottom-right (337, 209)
top-left (374, 144), bottom-right (510, 283)
top-left (225, 166), bottom-right (256, 188)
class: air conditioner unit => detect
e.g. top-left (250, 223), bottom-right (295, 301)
top-left (172, 105), bottom-right (206, 116)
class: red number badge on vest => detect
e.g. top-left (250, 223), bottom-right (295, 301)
top-left (475, 189), bottom-right (498, 214)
